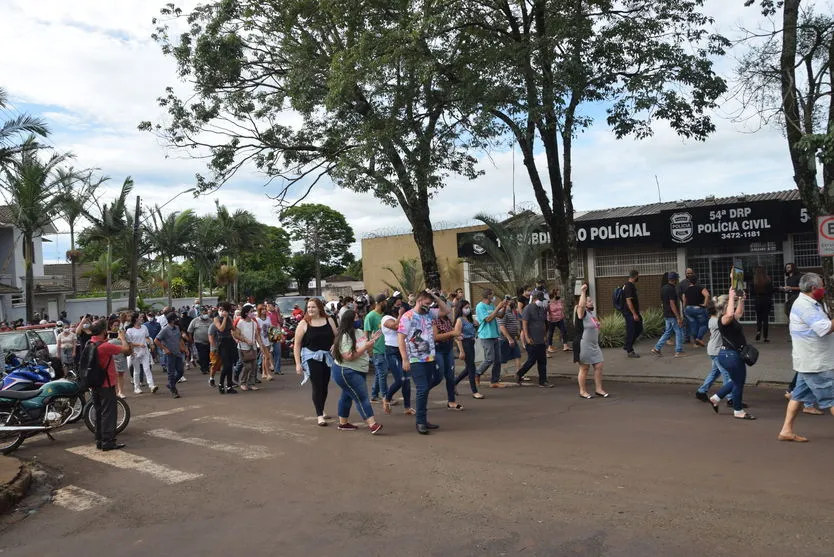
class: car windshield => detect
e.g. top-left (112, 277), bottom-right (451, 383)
top-left (35, 330), bottom-right (57, 344)
top-left (275, 297), bottom-right (322, 316)
top-left (0, 332), bottom-right (29, 351)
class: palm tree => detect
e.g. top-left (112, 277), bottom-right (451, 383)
top-left (83, 253), bottom-right (124, 290)
top-left (55, 168), bottom-right (106, 293)
top-left (0, 142), bottom-right (67, 323)
top-left (468, 212), bottom-right (548, 297)
top-left (216, 201), bottom-right (260, 302)
top-left (383, 258), bottom-right (424, 295)
top-left (190, 215), bottom-right (222, 305)
top-left (146, 207), bottom-right (196, 307)
top-left (83, 177), bottom-right (133, 316)
top-left (0, 88), bottom-right (49, 169)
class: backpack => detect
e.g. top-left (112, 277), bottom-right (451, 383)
top-left (612, 284), bottom-right (626, 312)
top-left (77, 341), bottom-right (110, 389)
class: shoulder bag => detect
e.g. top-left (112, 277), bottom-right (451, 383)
top-left (721, 335), bottom-right (759, 366)
top-left (240, 321), bottom-right (258, 362)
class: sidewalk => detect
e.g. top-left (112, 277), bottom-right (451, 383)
top-left (0, 456), bottom-right (32, 515)
top-left (533, 325), bottom-right (794, 387)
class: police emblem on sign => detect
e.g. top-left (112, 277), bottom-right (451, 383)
top-left (472, 233), bottom-right (486, 255)
top-left (670, 212), bottom-right (693, 244)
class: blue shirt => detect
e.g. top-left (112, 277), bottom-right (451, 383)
top-left (476, 302), bottom-right (499, 339)
top-left (457, 317), bottom-right (476, 339)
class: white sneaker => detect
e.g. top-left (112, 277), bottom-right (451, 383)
top-left (178, 376), bottom-right (188, 383)
top-left (134, 389), bottom-right (142, 395)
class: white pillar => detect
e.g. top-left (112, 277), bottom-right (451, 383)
top-left (586, 248), bottom-right (597, 302)
top-left (676, 247), bottom-right (687, 274)
top-left (463, 261), bottom-right (472, 303)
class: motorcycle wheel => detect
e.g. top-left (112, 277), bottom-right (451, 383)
top-left (0, 411), bottom-right (25, 455)
top-left (83, 397), bottom-right (131, 435)
top-left (68, 392), bottom-right (85, 424)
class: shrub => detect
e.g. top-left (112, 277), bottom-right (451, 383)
top-left (599, 312), bottom-right (626, 348)
top-left (640, 307), bottom-right (665, 339)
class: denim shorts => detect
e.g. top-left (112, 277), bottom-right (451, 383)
top-left (792, 370), bottom-right (834, 409)
top-left (500, 340), bottom-right (521, 363)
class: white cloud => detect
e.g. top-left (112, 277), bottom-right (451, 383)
top-left (2, 0), bottom-right (816, 264)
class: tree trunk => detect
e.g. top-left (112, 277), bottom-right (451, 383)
top-left (198, 270), bottom-right (204, 306)
top-left (105, 242), bottom-right (113, 316)
top-left (313, 228), bottom-right (322, 295)
top-left (166, 257), bottom-right (173, 307)
top-left (408, 204), bottom-right (440, 290)
top-left (69, 221), bottom-right (77, 295)
top-left (24, 232), bottom-right (34, 324)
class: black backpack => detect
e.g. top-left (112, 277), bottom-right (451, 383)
top-left (612, 284), bottom-right (626, 311)
top-left (77, 341), bottom-right (110, 389)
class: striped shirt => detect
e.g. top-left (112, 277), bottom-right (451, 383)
top-left (498, 310), bottom-right (521, 339)
top-left (789, 293), bottom-right (834, 373)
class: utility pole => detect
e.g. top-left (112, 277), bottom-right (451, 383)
top-left (128, 195), bottom-right (141, 310)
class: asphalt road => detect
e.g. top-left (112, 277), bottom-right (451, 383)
top-left (1, 369), bottom-right (833, 557)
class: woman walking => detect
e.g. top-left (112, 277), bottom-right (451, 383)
top-left (707, 290), bottom-right (756, 420)
top-left (454, 300), bottom-right (484, 399)
top-left (126, 312), bottom-right (157, 395)
top-left (234, 305), bottom-right (263, 391)
top-left (546, 288), bottom-right (570, 353)
top-left (331, 310), bottom-right (383, 434)
top-left (574, 284), bottom-right (607, 399)
top-left (214, 302), bottom-right (238, 394)
top-left (294, 298), bottom-right (337, 426)
top-left (695, 300), bottom-right (733, 403)
top-left (434, 309), bottom-right (462, 410)
top-left (256, 304), bottom-right (274, 381)
top-left (382, 299), bottom-right (414, 415)
top-left (753, 266), bottom-right (774, 342)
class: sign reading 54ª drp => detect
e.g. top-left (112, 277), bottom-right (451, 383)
top-left (818, 215), bottom-right (834, 256)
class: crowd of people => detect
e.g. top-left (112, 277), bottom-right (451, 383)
top-left (14, 260), bottom-right (834, 445)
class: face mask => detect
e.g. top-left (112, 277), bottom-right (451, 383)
top-left (418, 305), bottom-right (430, 315)
top-left (201, 314), bottom-right (209, 320)
top-left (811, 288), bottom-right (826, 301)
top-left (149, 317), bottom-right (156, 322)
top-left (491, 296), bottom-right (497, 303)
top-left (537, 300), bottom-right (547, 308)
top-left (587, 305), bottom-right (595, 312)
top-left (462, 307), bottom-right (471, 316)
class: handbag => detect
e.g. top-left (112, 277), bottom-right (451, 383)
top-left (241, 348), bottom-right (257, 362)
top-left (722, 336), bottom-right (759, 366)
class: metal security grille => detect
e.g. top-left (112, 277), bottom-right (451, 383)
top-left (595, 250), bottom-right (677, 278)
top-left (793, 232), bottom-right (821, 268)
top-left (469, 260), bottom-right (509, 284)
top-left (542, 253), bottom-right (585, 280)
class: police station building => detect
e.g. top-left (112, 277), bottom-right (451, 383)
top-left (455, 189), bottom-right (819, 323)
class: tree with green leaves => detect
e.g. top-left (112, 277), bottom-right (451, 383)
top-left (189, 215), bottom-right (223, 305)
top-left (142, 0), bottom-right (491, 290)
top-left (146, 207), bottom-right (197, 307)
top-left (215, 201), bottom-right (261, 302)
top-left (468, 213), bottom-right (548, 298)
top-left (83, 253), bottom-right (125, 291)
top-left (83, 178), bottom-right (133, 316)
top-left (280, 204), bottom-right (355, 295)
top-left (459, 0), bottom-right (729, 316)
top-left (238, 224), bottom-right (291, 300)
top-left (289, 252), bottom-right (316, 297)
top-left (0, 87), bottom-right (49, 169)
top-left (383, 258), bottom-right (424, 297)
top-left (55, 168), bottom-right (105, 293)
top-left (741, 0), bottom-right (833, 277)
top-left (0, 142), bottom-right (69, 323)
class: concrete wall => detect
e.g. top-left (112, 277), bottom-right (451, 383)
top-left (361, 224), bottom-right (486, 295)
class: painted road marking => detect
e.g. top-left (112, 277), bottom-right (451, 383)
top-left (52, 485), bottom-right (110, 512)
top-left (193, 416), bottom-right (314, 444)
top-left (145, 428), bottom-right (273, 460)
top-left (66, 445), bottom-right (203, 484)
top-left (132, 405), bottom-right (204, 421)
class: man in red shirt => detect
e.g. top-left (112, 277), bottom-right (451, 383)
top-left (89, 320), bottom-right (131, 451)
top-left (266, 302), bottom-right (283, 374)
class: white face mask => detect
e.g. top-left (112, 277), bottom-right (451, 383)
top-left (462, 307), bottom-right (471, 316)
top-left (537, 300), bottom-right (547, 308)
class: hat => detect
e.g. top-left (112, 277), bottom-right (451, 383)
top-left (392, 291), bottom-right (403, 299)
top-left (533, 291), bottom-right (545, 301)
top-left (375, 293), bottom-right (387, 304)
top-left (668, 272), bottom-right (680, 280)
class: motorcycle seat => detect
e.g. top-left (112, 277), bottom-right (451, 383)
top-left (0, 388), bottom-right (43, 400)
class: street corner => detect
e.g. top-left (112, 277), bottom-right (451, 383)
top-left (0, 455), bottom-right (33, 515)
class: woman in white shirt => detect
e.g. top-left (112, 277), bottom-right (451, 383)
top-left (233, 305), bottom-right (264, 391)
top-left (256, 304), bottom-right (273, 382)
top-left (126, 312), bottom-right (157, 395)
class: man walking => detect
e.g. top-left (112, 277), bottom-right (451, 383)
top-left (365, 294), bottom-right (390, 403)
top-left (188, 306), bottom-right (212, 375)
top-left (475, 289), bottom-right (508, 388)
top-left (266, 301), bottom-right (283, 374)
top-left (778, 273), bottom-right (834, 442)
top-left (516, 291), bottom-right (552, 387)
top-left (154, 312), bottom-right (186, 398)
top-left (86, 319), bottom-right (130, 451)
top-left (651, 272), bottom-right (685, 357)
top-left (677, 268), bottom-right (696, 343)
top-left (621, 270), bottom-right (642, 358)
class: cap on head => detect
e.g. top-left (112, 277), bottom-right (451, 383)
top-left (392, 291), bottom-right (403, 300)
top-left (533, 291), bottom-right (545, 301)
top-left (668, 272), bottom-right (680, 280)
top-left (375, 293), bottom-right (387, 304)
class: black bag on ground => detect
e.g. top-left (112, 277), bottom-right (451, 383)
top-left (77, 341), bottom-right (109, 389)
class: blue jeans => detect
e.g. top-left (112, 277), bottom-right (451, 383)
top-left (435, 348), bottom-right (456, 403)
top-left (476, 337), bottom-right (501, 384)
top-left (715, 349), bottom-right (746, 411)
top-left (654, 318), bottom-right (683, 353)
top-left (409, 362), bottom-right (435, 426)
top-left (685, 306), bottom-right (709, 341)
top-left (165, 353), bottom-right (185, 390)
top-left (331, 364), bottom-right (374, 421)
top-left (271, 342), bottom-right (281, 372)
top-left (384, 347), bottom-right (411, 408)
top-left (698, 355), bottom-right (732, 394)
top-left (371, 353), bottom-right (389, 399)
top-left (454, 338), bottom-right (478, 393)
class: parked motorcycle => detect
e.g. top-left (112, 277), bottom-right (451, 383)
top-left (280, 316), bottom-right (298, 355)
top-left (2, 354), bottom-right (84, 423)
top-left (0, 378), bottom-right (131, 455)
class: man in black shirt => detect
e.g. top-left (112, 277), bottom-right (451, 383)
top-left (677, 268), bottom-right (696, 343)
top-left (651, 272), bottom-right (685, 356)
top-left (621, 270), bottom-right (642, 357)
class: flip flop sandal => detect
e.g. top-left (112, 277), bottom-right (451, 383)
top-left (578, 393), bottom-right (593, 399)
top-left (595, 392), bottom-right (610, 398)
top-left (734, 413), bottom-right (756, 420)
top-left (383, 399), bottom-right (392, 415)
top-left (448, 403), bottom-right (464, 411)
top-left (778, 433), bottom-right (808, 442)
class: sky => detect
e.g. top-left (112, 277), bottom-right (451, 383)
top-left (0, 0), bottom-right (822, 264)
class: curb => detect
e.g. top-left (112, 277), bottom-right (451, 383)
top-left (0, 457), bottom-right (33, 515)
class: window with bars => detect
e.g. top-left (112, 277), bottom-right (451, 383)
top-left (468, 260), bottom-right (509, 284)
top-left (542, 254), bottom-right (584, 280)
top-left (793, 233), bottom-right (821, 268)
top-left (595, 249), bottom-right (677, 277)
